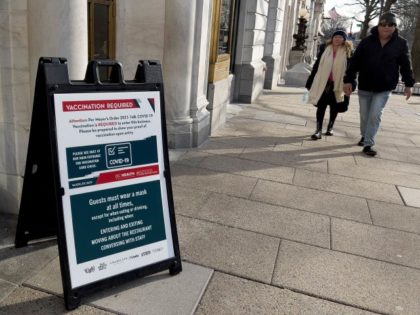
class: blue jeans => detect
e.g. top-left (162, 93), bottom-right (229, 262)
top-left (358, 90), bottom-right (392, 147)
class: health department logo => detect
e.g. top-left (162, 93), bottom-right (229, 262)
top-left (84, 266), bottom-right (95, 274)
top-left (98, 262), bottom-right (107, 271)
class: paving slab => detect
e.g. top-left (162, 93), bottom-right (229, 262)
top-left (409, 134), bottom-right (420, 146)
top-left (293, 168), bottom-right (403, 204)
top-left (311, 135), bottom-right (360, 146)
top-left (26, 257), bottom-right (213, 315)
top-left (369, 200), bottom-right (420, 234)
top-left (0, 241), bottom-right (58, 284)
top-left (260, 123), bottom-right (297, 137)
top-left (0, 214), bottom-right (16, 249)
top-left (197, 140), bottom-right (247, 157)
top-left (329, 160), bottom-right (420, 189)
top-left (301, 141), bottom-right (360, 155)
top-left (173, 185), bottom-right (211, 216)
top-left (168, 149), bottom-right (188, 162)
top-left (373, 133), bottom-right (418, 147)
top-left (332, 218), bottom-right (420, 269)
top-left (171, 164), bottom-right (257, 199)
top-left (212, 124), bottom-right (247, 137)
top-left (254, 112), bottom-right (307, 125)
top-left (201, 135), bottom-right (279, 151)
top-left (272, 240), bottom-right (420, 315)
top-left (398, 186), bottom-right (420, 208)
top-left (355, 155), bottom-right (420, 176)
top-left (379, 145), bottom-right (420, 164)
top-left (172, 150), bottom-right (211, 167)
top-left (0, 279), bottom-right (16, 303)
top-left (251, 180), bottom-right (372, 223)
top-left (198, 154), bottom-right (295, 184)
top-left (195, 272), bottom-right (375, 315)
top-left (186, 192), bottom-right (330, 248)
top-left (177, 215), bottom-right (279, 283)
top-left (285, 123), bottom-right (314, 134)
top-left (225, 117), bottom-right (280, 136)
top-left (0, 286), bottom-right (113, 315)
top-left (241, 147), bottom-right (328, 172)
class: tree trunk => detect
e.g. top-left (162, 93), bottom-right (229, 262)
top-left (412, 7), bottom-right (420, 82)
top-left (360, 3), bottom-right (375, 39)
top-left (383, 0), bottom-right (397, 13)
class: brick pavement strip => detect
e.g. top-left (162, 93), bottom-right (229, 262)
top-left (196, 272), bottom-right (375, 315)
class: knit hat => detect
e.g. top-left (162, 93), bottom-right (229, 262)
top-left (332, 30), bottom-right (347, 40)
top-left (379, 12), bottom-right (397, 25)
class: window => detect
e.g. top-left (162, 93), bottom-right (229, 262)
top-left (209, 0), bottom-right (238, 83)
top-left (88, 0), bottom-right (116, 61)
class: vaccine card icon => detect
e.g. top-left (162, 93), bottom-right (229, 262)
top-left (105, 143), bottom-right (132, 169)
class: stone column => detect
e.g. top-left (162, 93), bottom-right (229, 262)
top-left (163, 0), bottom-right (211, 148)
top-left (234, 0), bottom-right (269, 103)
top-left (28, 0), bottom-right (88, 91)
top-left (305, 0), bottom-right (324, 64)
top-left (278, 0), bottom-right (294, 82)
top-left (0, 1), bottom-right (31, 214)
top-left (263, 0), bottom-right (285, 89)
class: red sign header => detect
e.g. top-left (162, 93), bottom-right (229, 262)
top-left (63, 99), bottom-right (139, 112)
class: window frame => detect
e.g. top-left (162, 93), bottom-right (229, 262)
top-left (208, 0), bottom-right (237, 83)
top-left (88, 0), bottom-right (116, 61)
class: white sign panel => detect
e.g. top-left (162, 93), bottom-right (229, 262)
top-left (54, 91), bottom-right (175, 288)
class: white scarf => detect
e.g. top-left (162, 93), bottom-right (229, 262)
top-left (308, 45), bottom-right (347, 105)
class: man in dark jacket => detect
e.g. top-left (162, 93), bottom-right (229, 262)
top-left (343, 12), bottom-right (415, 157)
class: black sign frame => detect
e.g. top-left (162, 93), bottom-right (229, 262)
top-left (15, 58), bottom-right (182, 310)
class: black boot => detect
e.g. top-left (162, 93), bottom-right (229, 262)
top-left (311, 121), bottom-right (323, 140)
top-left (326, 111), bottom-right (337, 136)
top-left (325, 120), bottom-right (334, 136)
top-left (363, 146), bottom-right (377, 157)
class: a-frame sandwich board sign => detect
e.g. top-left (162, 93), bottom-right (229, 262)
top-left (15, 58), bottom-right (182, 310)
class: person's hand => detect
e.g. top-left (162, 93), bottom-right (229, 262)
top-left (404, 87), bottom-right (412, 100)
top-left (343, 83), bottom-right (353, 96)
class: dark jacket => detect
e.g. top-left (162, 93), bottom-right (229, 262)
top-left (305, 45), bottom-right (325, 90)
top-left (344, 27), bottom-right (415, 92)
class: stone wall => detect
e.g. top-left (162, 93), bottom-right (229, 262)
top-left (0, 0), bottom-right (30, 214)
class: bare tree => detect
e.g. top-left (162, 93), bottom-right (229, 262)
top-left (392, 0), bottom-right (420, 81)
top-left (345, 0), bottom-right (397, 38)
top-left (321, 15), bottom-right (351, 41)
top-left (383, 0), bottom-right (398, 14)
top-left (395, 0), bottom-right (419, 46)
top-left (337, 0), bottom-right (419, 80)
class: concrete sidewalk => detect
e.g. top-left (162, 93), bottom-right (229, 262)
top-left (1, 86), bottom-right (420, 314)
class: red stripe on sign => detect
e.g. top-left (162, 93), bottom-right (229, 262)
top-left (96, 165), bottom-right (160, 184)
top-left (63, 99), bottom-right (139, 112)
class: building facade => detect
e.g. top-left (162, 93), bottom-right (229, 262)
top-left (0, 0), bottom-right (323, 215)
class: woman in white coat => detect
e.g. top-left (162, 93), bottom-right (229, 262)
top-left (305, 30), bottom-right (354, 140)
